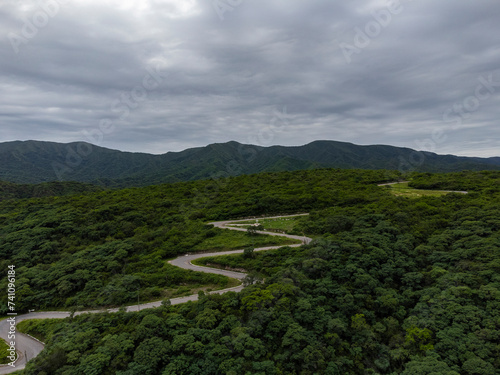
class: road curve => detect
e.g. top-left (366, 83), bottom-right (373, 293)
top-left (377, 181), bottom-right (410, 186)
top-left (0, 214), bottom-right (312, 374)
top-left (377, 181), bottom-right (468, 194)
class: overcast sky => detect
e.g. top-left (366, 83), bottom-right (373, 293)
top-left (1, 0), bottom-right (499, 157)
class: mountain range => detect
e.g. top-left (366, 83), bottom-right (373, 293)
top-left (1, 139), bottom-right (499, 187)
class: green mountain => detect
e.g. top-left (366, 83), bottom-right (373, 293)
top-left (1, 139), bottom-right (499, 187)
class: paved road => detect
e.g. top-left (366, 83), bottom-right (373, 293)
top-left (210, 214), bottom-right (311, 245)
top-left (377, 181), bottom-right (468, 194)
top-left (0, 311), bottom-right (83, 373)
top-left (0, 214), bottom-right (312, 374)
top-left (377, 181), bottom-right (410, 186)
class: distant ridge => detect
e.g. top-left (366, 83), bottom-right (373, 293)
top-left (0, 140), bottom-right (499, 187)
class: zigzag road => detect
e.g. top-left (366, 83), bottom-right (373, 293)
top-left (0, 214), bottom-right (311, 374)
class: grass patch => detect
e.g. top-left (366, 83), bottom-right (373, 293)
top-left (385, 182), bottom-right (461, 198)
top-left (41, 262), bottom-right (239, 312)
top-left (194, 245), bottom-right (304, 276)
top-left (17, 319), bottom-right (59, 343)
top-left (191, 253), bottom-right (244, 271)
top-left (193, 229), bottom-right (299, 252)
top-left (164, 279), bottom-right (241, 298)
top-left (194, 254), bottom-right (253, 272)
top-left (226, 215), bottom-right (306, 234)
top-left (0, 338), bottom-right (13, 364)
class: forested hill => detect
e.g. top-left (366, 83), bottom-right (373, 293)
top-left (1, 139), bottom-right (499, 187)
top-left (0, 180), bottom-right (103, 201)
top-left (5, 169), bottom-right (500, 374)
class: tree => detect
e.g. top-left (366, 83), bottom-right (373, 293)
top-left (247, 224), bottom-right (263, 236)
top-left (243, 246), bottom-right (255, 259)
top-left (401, 352), bottom-right (459, 375)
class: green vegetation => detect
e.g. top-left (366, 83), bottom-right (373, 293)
top-left (194, 245), bottom-right (304, 275)
top-left (227, 215), bottom-right (306, 234)
top-left (0, 338), bottom-right (12, 364)
top-left (17, 319), bottom-right (57, 343)
top-left (191, 230), bottom-right (299, 252)
top-left (0, 168), bottom-right (394, 312)
top-left (0, 180), bottom-right (103, 202)
top-left (383, 182), bottom-right (465, 198)
top-left (409, 170), bottom-right (500, 192)
top-left (6, 169), bottom-right (500, 374)
top-left (2, 140), bottom-right (500, 187)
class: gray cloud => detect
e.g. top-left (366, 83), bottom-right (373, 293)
top-left (1, 0), bottom-right (499, 156)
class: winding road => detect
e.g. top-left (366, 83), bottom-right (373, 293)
top-left (377, 181), bottom-right (468, 194)
top-left (0, 214), bottom-right (312, 374)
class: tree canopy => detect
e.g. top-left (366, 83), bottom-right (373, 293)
top-left (5, 169), bottom-right (500, 374)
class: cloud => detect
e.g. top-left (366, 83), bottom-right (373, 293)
top-left (0, 0), bottom-right (499, 156)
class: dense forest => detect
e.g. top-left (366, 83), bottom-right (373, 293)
top-left (0, 169), bottom-right (396, 311)
top-left (2, 169), bottom-right (500, 374)
top-left (2, 140), bottom-right (500, 187)
top-left (0, 181), bottom-right (103, 202)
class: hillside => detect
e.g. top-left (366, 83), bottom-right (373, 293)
top-left (0, 168), bottom-right (395, 312)
top-left (1, 140), bottom-right (499, 187)
top-left (3, 169), bottom-right (499, 374)
top-left (0, 180), bottom-right (103, 201)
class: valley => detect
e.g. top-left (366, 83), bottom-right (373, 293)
top-left (1, 169), bottom-right (499, 374)
top-left (0, 214), bottom-right (311, 374)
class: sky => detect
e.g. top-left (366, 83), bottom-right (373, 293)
top-left (1, 0), bottom-right (499, 157)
